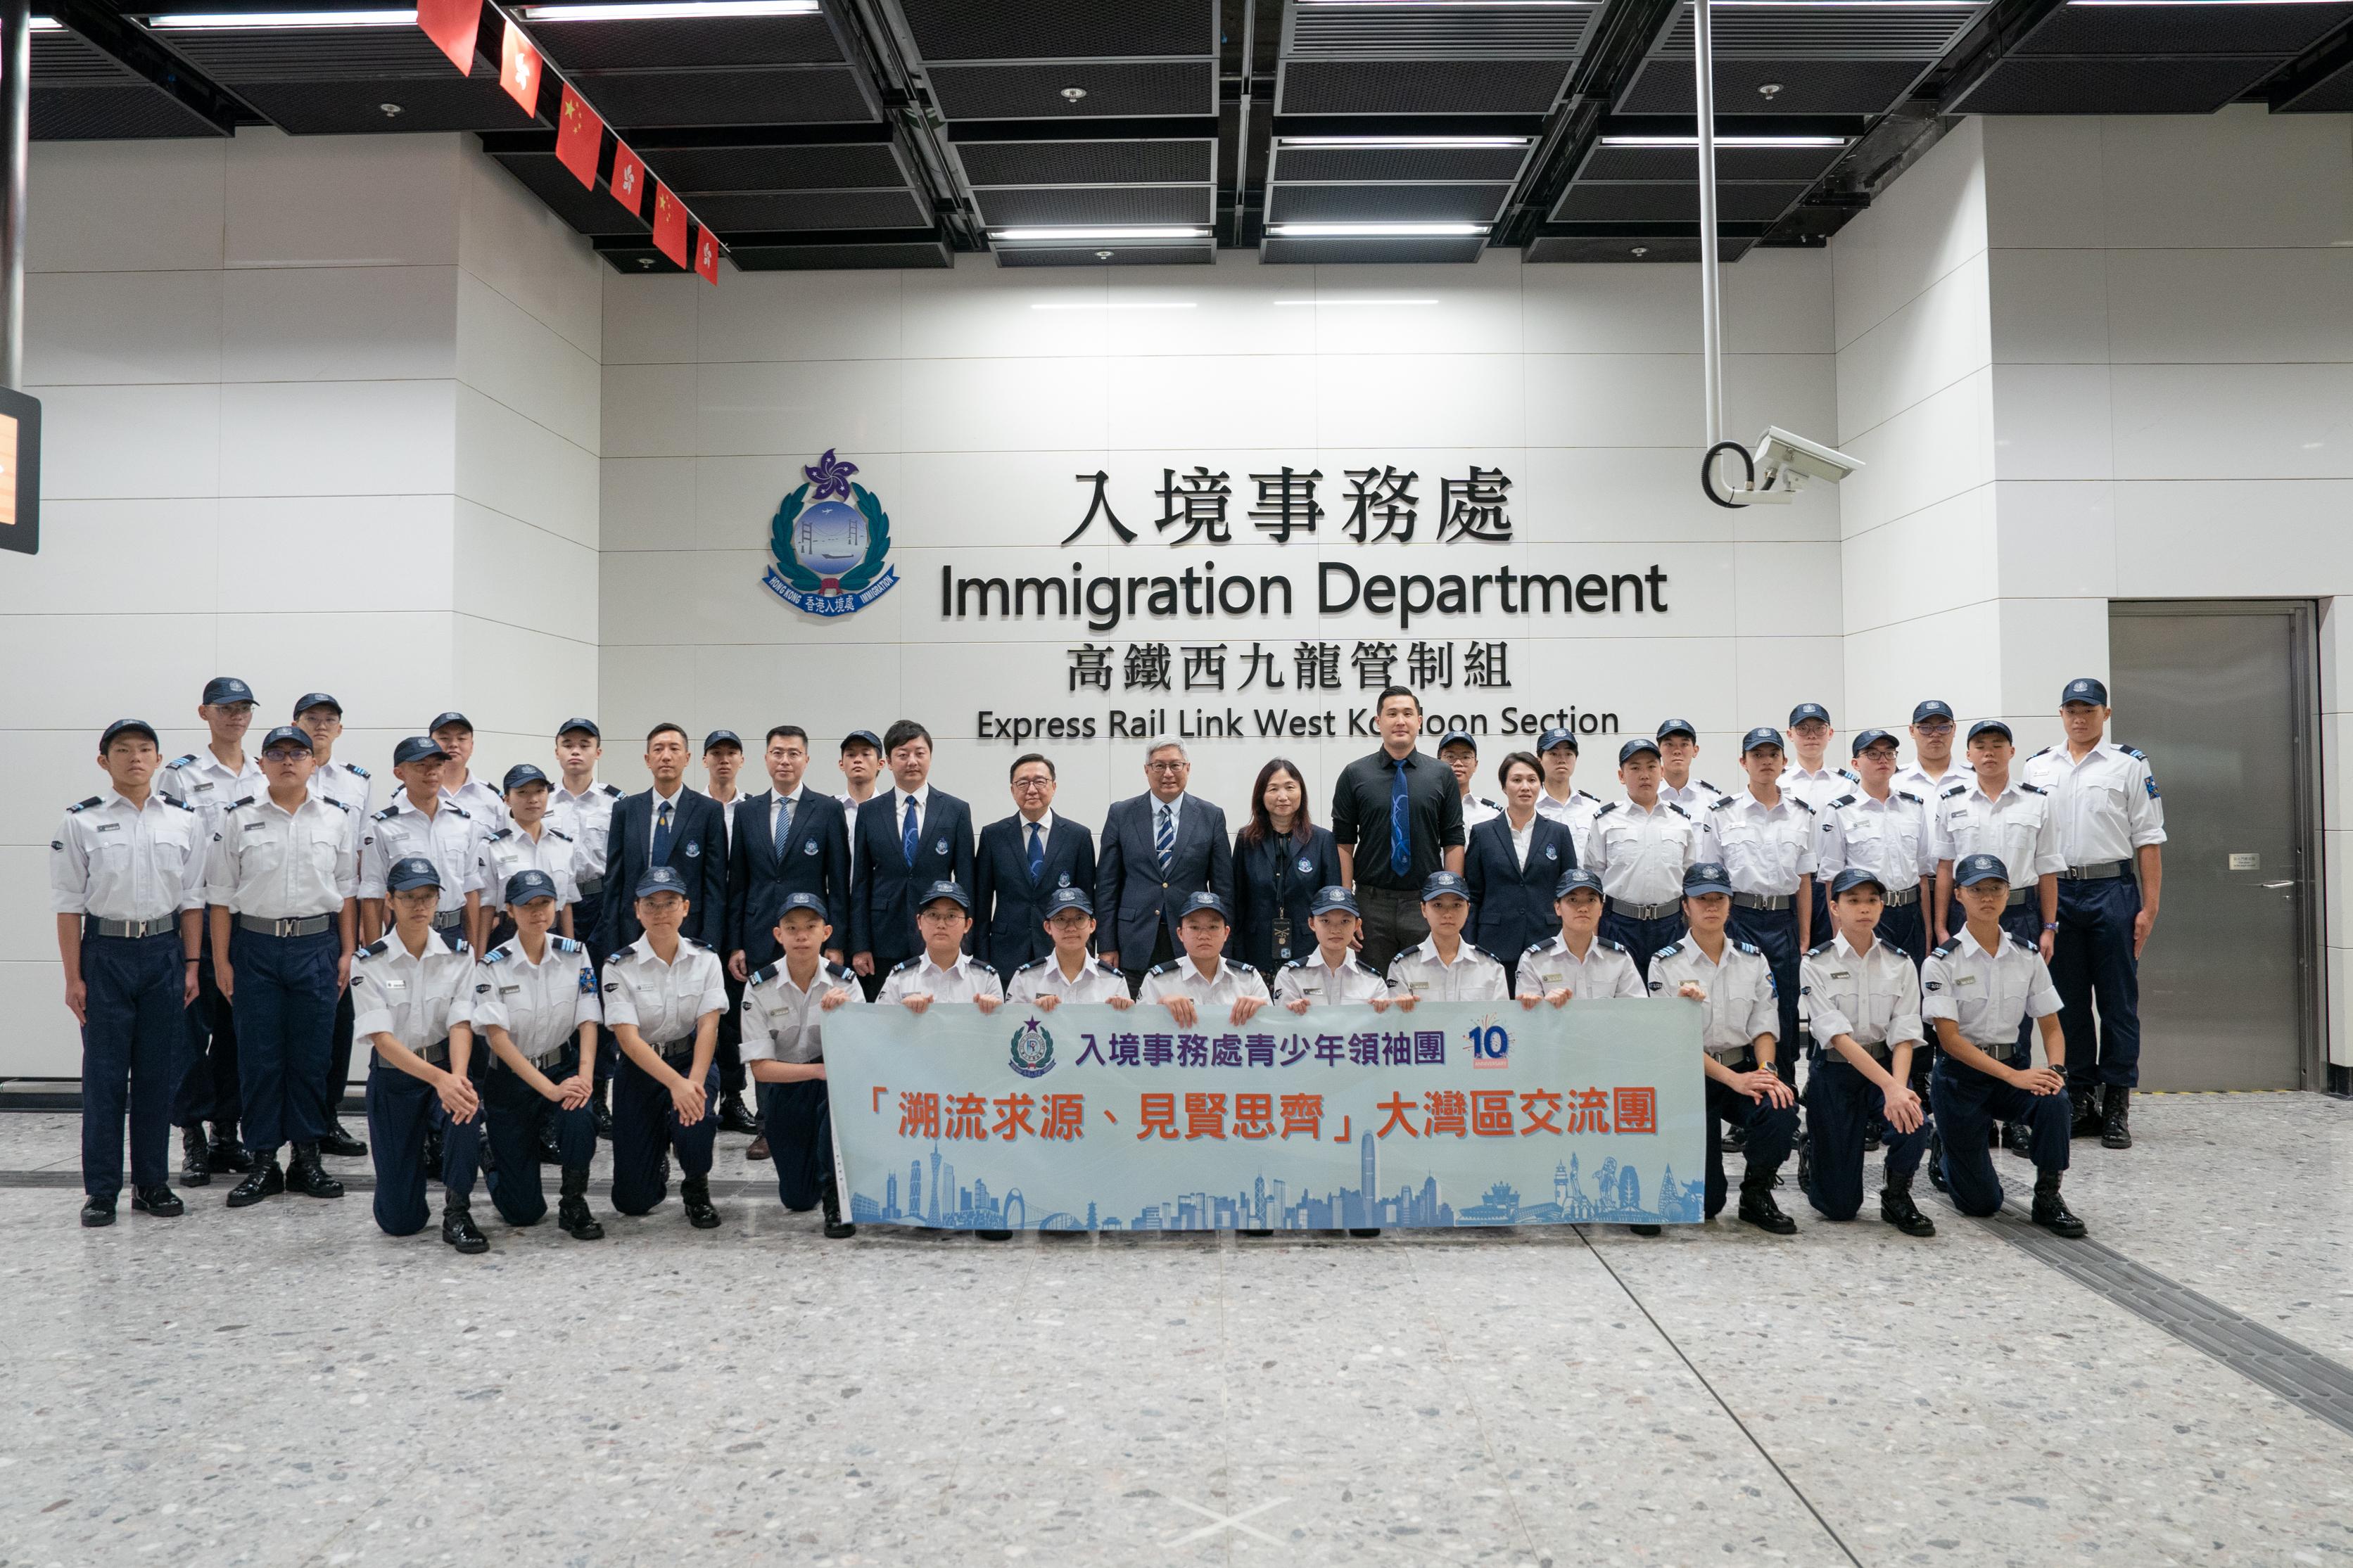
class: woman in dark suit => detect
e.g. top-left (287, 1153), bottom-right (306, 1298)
top-left (1464, 751), bottom-right (1577, 993)
top-left (1231, 758), bottom-right (1344, 976)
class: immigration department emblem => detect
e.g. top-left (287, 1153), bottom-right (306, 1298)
top-left (763, 449), bottom-right (898, 617)
top-left (1008, 1016), bottom-right (1056, 1079)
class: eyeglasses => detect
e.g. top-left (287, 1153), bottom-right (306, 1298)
top-left (1146, 760), bottom-right (1188, 773)
top-left (262, 748), bottom-right (307, 763)
top-left (1012, 775), bottom-right (1053, 790)
top-left (1913, 720), bottom-right (1955, 734)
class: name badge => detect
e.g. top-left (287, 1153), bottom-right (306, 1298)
top-left (94, 823), bottom-right (120, 834)
top-left (382, 978), bottom-right (407, 990)
top-left (498, 984), bottom-right (521, 995)
top-left (1955, 975), bottom-right (1978, 988)
top-left (1409, 980), bottom-right (1430, 993)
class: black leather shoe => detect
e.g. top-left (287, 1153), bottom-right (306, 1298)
top-left (2101, 1086), bottom-right (2133, 1149)
top-left (442, 1204), bottom-right (489, 1254)
top-left (2002, 1121), bottom-right (2032, 1156)
top-left (558, 1195), bottom-right (604, 1239)
top-left (226, 1159), bottom-right (285, 1208)
top-left (1863, 1122), bottom-right (1882, 1153)
top-left (286, 1144), bottom-right (344, 1199)
top-left (1737, 1188), bottom-right (1797, 1235)
top-left (316, 1121), bottom-right (368, 1159)
top-left (209, 1125), bottom-right (257, 1174)
top-left (422, 1128), bottom-right (444, 1185)
top-left (132, 1186), bottom-right (186, 1218)
top-left (1718, 1122), bottom-right (1749, 1154)
top-left (746, 1134), bottom-right (770, 1162)
top-left (592, 1087), bottom-right (614, 1141)
top-left (2070, 1090), bottom-right (2105, 1139)
top-left (2032, 1175), bottom-right (2086, 1238)
top-left (81, 1196), bottom-right (115, 1227)
top-left (681, 1177), bottom-right (722, 1229)
top-left (718, 1092), bottom-right (761, 1137)
top-left (977, 1228), bottom-right (1011, 1240)
top-left (1795, 1136), bottom-right (1814, 1195)
top-left (1879, 1174), bottom-right (1935, 1237)
top-left (821, 1186), bottom-right (855, 1239)
top-left (537, 1127), bottom-right (564, 1164)
top-left (1927, 1132), bottom-right (1949, 1193)
top-left (1628, 1224), bottom-right (1662, 1236)
top-left (180, 1124), bottom-right (212, 1187)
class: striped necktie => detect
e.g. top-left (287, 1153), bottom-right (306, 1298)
top-left (1155, 802), bottom-right (1174, 874)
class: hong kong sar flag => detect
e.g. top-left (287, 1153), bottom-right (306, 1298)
top-left (554, 83), bottom-right (602, 189)
top-left (609, 141), bottom-right (647, 218)
top-left (650, 182), bottom-right (689, 268)
top-left (498, 18), bottom-right (543, 115)
top-left (694, 224), bottom-right (721, 284)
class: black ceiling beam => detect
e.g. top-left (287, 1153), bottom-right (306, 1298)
top-left (835, 0), bottom-right (987, 249)
top-left (1491, 0), bottom-right (1679, 248)
top-left (1599, 113), bottom-right (1872, 139)
top-left (50, 0), bottom-right (266, 135)
top-left (2264, 14), bottom-right (2353, 107)
top-left (477, 120), bottom-right (899, 155)
top-left (1931, 0), bottom-right (2068, 108)
top-left (944, 115), bottom-right (1220, 143)
top-left (1264, 113), bottom-right (1549, 138)
top-left (600, 224), bottom-right (942, 250)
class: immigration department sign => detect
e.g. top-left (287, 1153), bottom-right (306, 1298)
top-left (763, 449), bottom-right (899, 617)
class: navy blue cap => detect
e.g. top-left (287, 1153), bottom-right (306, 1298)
top-left (1953, 853), bottom-right (2011, 888)
top-left (292, 692), bottom-right (341, 718)
top-left (1911, 699), bottom-right (1955, 725)
top-left (1045, 886), bottom-right (1096, 917)
top-left (258, 725), bottom-right (314, 755)
top-left (1741, 726), bottom-right (1785, 755)
top-left (1682, 862), bottom-right (1735, 898)
top-left (101, 718), bottom-right (159, 750)
top-left (778, 891), bottom-right (830, 919)
top-left (1309, 885), bottom-right (1360, 917)
top-left (1419, 870), bottom-right (1471, 903)
top-left (1554, 867), bottom-right (1604, 900)
top-left (557, 716), bottom-right (600, 739)
top-left (386, 855), bottom-right (442, 893)
top-left (1967, 719), bottom-right (2013, 744)
top-left (1435, 729), bottom-right (1477, 753)
top-left (502, 763), bottom-right (550, 793)
top-left (1829, 867), bottom-right (1886, 898)
top-left (1537, 726), bottom-right (1578, 755)
top-left (505, 869), bottom-right (559, 905)
top-left (1655, 718), bottom-right (1697, 741)
top-left (1851, 728), bottom-right (1898, 756)
top-left (1618, 737), bottom-right (1661, 765)
top-left (703, 729), bottom-right (742, 753)
top-left (2062, 677), bottom-right (2109, 708)
top-left (428, 711), bottom-right (473, 735)
top-left (635, 865), bottom-right (690, 899)
top-left (201, 677), bottom-right (255, 707)
top-left (393, 735), bottom-right (448, 767)
top-left (1788, 702), bottom-right (1831, 727)
top-left (918, 879), bottom-right (972, 912)
top-left (841, 729), bottom-right (882, 753)
top-left (1177, 889), bottom-right (1231, 922)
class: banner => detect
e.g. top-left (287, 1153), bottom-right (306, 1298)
top-left (824, 1000), bottom-right (1707, 1232)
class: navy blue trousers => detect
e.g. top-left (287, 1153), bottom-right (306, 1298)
top-left (1931, 1055), bottom-right (2072, 1217)
top-left (367, 1051), bottom-right (483, 1237)
top-left (481, 1050), bottom-right (597, 1227)
top-left (1803, 1055), bottom-right (1931, 1220)
top-left (326, 985), bottom-right (356, 1119)
top-left (574, 891), bottom-right (617, 1087)
top-left (1602, 908), bottom-right (1686, 981)
top-left (1729, 903), bottom-right (1801, 1086)
top-left (80, 930), bottom-right (184, 1200)
top-left (1703, 1069), bottom-right (1798, 1218)
top-left (756, 1078), bottom-right (836, 1211)
top-left (1944, 900), bottom-right (2048, 1061)
top-left (2053, 875), bottom-right (2143, 1090)
top-left (173, 930), bottom-right (240, 1129)
top-left (227, 926), bottom-right (339, 1154)
top-left (611, 1054), bottom-right (719, 1216)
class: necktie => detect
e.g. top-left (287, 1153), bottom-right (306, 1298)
top-left (1390, 758), bottom-right (1411, 876)
top-left (1155, 803), bottom-right (1174, 874)
top-left (902, 796), bottom-right (920, 868)
top-left (652, 799), bottom-right (673, 865)
top-left (1027, 820), bottom-right (1046, 882)
top-left (775, 796), bottom-right (795, 867)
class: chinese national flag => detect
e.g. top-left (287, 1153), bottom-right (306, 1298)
top-left (498, 18), bottom-right (543, 115)
top-left (651, 182), bottom-right (689, 268)
top-left (415, 0), bottom-right (479, 75)
top-left (694, 224), bottom-right (721, 284)
top-left (609, 141), bottom-right (647, 218)
top-left (554, 83), bottom-right (602, 189)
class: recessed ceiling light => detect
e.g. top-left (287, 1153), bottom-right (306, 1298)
top-left (1276, 136), bottom-right (1533, 149)
top-left (1266, 222), bottom-right (1488, 238)
top-left (520, 0), bottom-right (816, 15)
top-left (991, 227), bottom-right (1210, 242)
top-left (149, 8), bottom-right (416, 27)
top-left (1602, 134), bottom-right (1848, 148)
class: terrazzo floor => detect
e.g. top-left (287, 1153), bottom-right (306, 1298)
top-left (3, 1092), bottom-right (2348, 1568)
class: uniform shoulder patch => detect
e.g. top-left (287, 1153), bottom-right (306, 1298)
top-left (1016, 956), bottom-right (1050, 972)
top-left (323, 797), bottom-right (350, 811)
top-left (1736, 940), bottom-right (1763, 956)
top-left (1806, 941), bottom-right (1835, 958)
top-left (2123, 746), bottom-right (2148, 761)
top-left (1941, 784), bottom-right (1967, 798)
top-left (68, 796), bottom-right (102, 812)
top-left (360, 938), bottom-right (388, 957)
top-left (1095, 960), bottom-right (1123, 977)
top-left (1838, 767), bottom-right (1859, 782)
top-left (827, 961), bottom-right (857, 982)
top-left (1896, 790), bottom-right (1922, 805)
top-left (1226, 960), bottom-right (1254, 976)
top-left (685, 937), bottom-right (713, 951)
top-left (607, 948), bottom-right (633, 966)
top-left (1282, 957), bottom-right (1308, 970)
top-left (751, 962), bottom-right (780, 986)
top-left (1710, 796), bottom-right (1736, 812)
top-left (227, 795), bottom-right (255, 811)
top-left (892, 956), bottom-right (922, 973)
top-left (1696, 779), bottom-right (1722, 794)
top-left (1828, 793), bottom-right (1856, 810)
top-left (168, 754), bottom-right (196, 769)
top-left (1604, 939), bottom-right (1630, 955)
top-left (450, 937), bottom-right (471, 956)
top-left (1149, 960), bottom-right (1180, 976)
top-left (1789, 796), bottom-right (1815, 813)
top-left (1594, 801), bottom-right (1619, 818)
top-left (1476, 796), bottom-right (1499, 810)
top-left (1667, 803), bottom-right (1692, 820)
top-left (1931, 939), bottom-right (1958, 959)
top-left (446, 804), bottom-right (473, 818)
top-left (2008, 933), bottom-right (2038, 952)
top-left (554, 936), bottom-right (580, 953)
top-left (970, 958), bottom-right (998, 976)
top-left (1472, 947), bottom-right (1507, 967)
top-left (372, 805), bottom-right (398, 822)
top-left (1578, 789), bottom-right (1601, 802)
top-left (600, 783), bottom-right (624, 798)
top-left (1653, 941), bottom-right (1682, 960)
top-left (1524, 939), bottom-right (1551, 954)
top-left (348, 763), bottom-right (370, 778)
top-left (547, 827), bottom-right (573, 842)
top-left (489, 827), bottom-right (512, 841)
top-left (483, 946), bottom-right (509, 965)
top-left (2018, 782), bottom-right (2047, 795)
top-left (162, 794), bottom-right (194, 810)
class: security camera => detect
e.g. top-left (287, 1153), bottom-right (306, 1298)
top-left (1701, 426), bottom-right (1865, 508)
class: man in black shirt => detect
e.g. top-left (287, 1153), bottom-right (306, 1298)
top-left (1331, 687), bottom-right (1466, 975)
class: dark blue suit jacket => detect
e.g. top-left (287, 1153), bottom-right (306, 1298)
top-left (1464, 812), bottom-right (1578, 981)
top-left (1230, 824), bottom-right (1343, 974)
top-left (849, 788), bottom-right (976, 969)
top-left (595, 786), bottom-right (730, 954)
top-left (972, 812), bottom-right (1098, 971)
top-left (726, 788), bottom-right (851, 968)
top-left (1095, 791), bottom-right (1233, 967)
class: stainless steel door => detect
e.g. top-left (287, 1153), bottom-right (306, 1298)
top-left (2108, 601), bottom-right (2318, 1090)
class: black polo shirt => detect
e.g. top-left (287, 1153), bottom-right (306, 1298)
top-left (1330, 746), bottom-right (1465, 891)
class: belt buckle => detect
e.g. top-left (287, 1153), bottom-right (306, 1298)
top-left (274, 917), bottom-right (298, 938)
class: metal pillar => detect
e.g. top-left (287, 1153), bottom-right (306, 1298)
top-left (1692, 0), bottom-right (1723, 449)
top-left (0, 0), bottom-right (26, 391)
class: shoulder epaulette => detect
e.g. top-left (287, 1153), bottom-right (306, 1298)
top-left (2122, 746), bottom-right (2148, 760)
top-left (1806, 941), bottom-right (1835, 957)
top-left (2008, 933), bottom-right (2037, 952)
top-left (1095, 960), bottom-right (1122, 976)
top-left (1578, 789), bottom-right (1600, 802)
top-left (1828, 793), bottom-right (1856, 810)
top-left (893, 955), bottom-right (923, 973)
top-left (324, 797), bottom-right (351, 812)
top-left (1789, 796), bottom-right (1815, 813)
top-left (1604, 939), bottom-right (1630, 955)
top-left (167, 753), bottom-right (196, 769)
top-left (226, 795), bottom-right (255, 811)
top-left (554, 936), bottom-right (581, 952)
top-left (685, 937), bottom-right (713, 951)
top-left (1896, 790), bottom-right (1922, 805)
top-left (489, 827), bottom-right (512, 841)
top-left (1016, 955), bottom-right (1050, 973)
top-left (1931, 939), bottom-right (1958, 959)
top-left (169, 796), bottom-right (196, 812)
top-left (2027, 744), bottom-right (2051, 759)
top-left (607, 948), bottom-right (633, 965)
top-left (1594, 801), bottom-right (1619, 817)
top-left (1654, 941), bottom-right (1682, 960)
top-left (1941, 784), bottom-right (1967, 798)
top-left (347, 763), bottom-right (369, 778)
top-left (1226, 960), bottom-right (1254, 976)
top-left (483, 945), bottom-right (509, 964)
top-left (750, 962), bottom-right (780, 986)
top-left (1667, 803), bottom-right (1692, 820)
top-left (449, 936), bottom-right (471, 956)
top-left (1472, 947), bottom-right (1507, 967)
top-left (1149, 960), bottom-right (1180, 976)
top-left (2018, 782), bottom-right (2047, 795)
top-left (446, 804), bottom-right (473, 818)
top-left (1476, 796), bottom-right (1499, 810)
top-left (547, 827), bottom-right (573, 842)
top-left (827, 961), bottom-right (856, 982)
top-left (1524, 939), bottom-right (1550, 954)
top-left (1838, 767), bottom-right (1859, 782)
top-left (68, 796), bottom-right (101, 812)
top-left (1710, 795), bottom-right (1736, 811)
top-left (1282, 956), bottom-right (1307, 970)
top-left (1736, 940), bottom-right (1763, 956)
top-left (359, 938), bottom-right (388, 957)
top-left (372, 805), bottom-right (398, 821)
top-left (600, 783), bottom-right (623, 798)
top-left (1697, 779), bottom-right (1721, 794)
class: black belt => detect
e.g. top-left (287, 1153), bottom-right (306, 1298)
top-left (1732, 892), bottom-right (1792, 911)
top-left (576, 876), bottom-right (604, 898)
top-left (2061, 861), bottom-right (2129, 881)
top-left (431, 909), bottom-right (464, 931)
top-left (237, 913), bottom-right (333, 938)
top-left (85, 915), bottom-right (176, 939)
top-left (1609, 897), bottom-right (1678, 921)
top-left (1882, 885), bottom-right (1920, 908)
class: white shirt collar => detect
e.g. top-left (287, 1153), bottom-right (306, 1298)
top-left (557, 777), bottom-right (598, 803)
top-left (651, 782), bottom-right (687, 810)
top-left (1020, 809), bottom-right (1055, 836)
top-left (898, 783), bottom-right (932, 812)
top-left (1832, 931), bottom-right (1877, 962)
top-left (1956, 925), bottom-right (2001, 961)
top-left (1177, 952), bottom-right (1225, 985)
top-left (1414, 938), bottom-right (1476, 969)
top-left (919, 948), bottom-right (965, 979)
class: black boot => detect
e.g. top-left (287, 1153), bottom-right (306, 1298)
top-left (2002, 1121), bottom-right (2032, 1156)
top-left (180, 1123), bottom-right (213, 1187)
top-left (286, 1142), bottom-right (345, 1199)
top-left (1926, 1130), bottom-right (1948, 1193)
top-left (225, 1152), bottom-right (285, 1208)
top-left (422, 1126), bottom-right (444, 1185)
top-left (2070, 1087), bottom-right (2105, 1139)
top-left (2031, 1170), bottom-right (2086, 1237)
top-left (316, 1120), bottom-right (368, 1159)
top-left (537, 1122), bottom-right (564, 1164)
top-left (1863, 1121), bottom-right (1882, 1154)
top-left (2100, 1085), bottom-right (2133, 1149)
top-left (209, 1121), bottom-right (256, 1174)
top-left (591, 1080), bottom-right (614, 1141)
top-left (1879, 1170), bottom-right (1934, 1237)
top-left (1718, 1122), bottom-right (1748, 1154)
top-left (681, 1175), bottom-right (722, 1229)
top-left (746, 1134), bottom-right (770, 1162)
top-left (132, 1185), bottom-right (186, 1218)
top-left (1795, 1134), bottom-right (1814, 1197)
top-left (718, 1091), bottom-right (761, 1136)
top-left (557, 1166), bottom-right (604, 1239)
top-left (80, 1194), bottom-right (115, 1227)
top-left (1737, 1175), bottom-right (1796, 1235)
top-left (441, 1198), bottom-right (488, 1254)
top-left (821, 1181), bottom-right (856, 1239)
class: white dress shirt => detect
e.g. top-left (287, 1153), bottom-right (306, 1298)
top-left (50, 790), bottom-right (207, 922)
top-left (1647, 936), bottom-right (1777, 1059)
top-left (1815, 788), bottom-right (1936, 891)
top-left (1582, 799), bottom-right (1708, 906)
top-left (205, 791), bottom-right (360, 918)
top-left (880, 949), bottom-right (1005, 1005)
top-left (1273, 949), bottom-right (1390, 1007)
top-left (550, 781), bottom-right (623, 884)
top-left (351, 928), bottom-right (474, 1062)
top-left (1706, 789), bottom-right (1816, 897)
top-left (1513, 934), bottom-right (1647, 1001)
top-left (481, 822), bottom-right (581, 910)
top-left (741, 958), bottom-right (864, 1064)
top-left (1384, 938), bottom-right (1508, 1002)
top-left (1921, 926), bottom-right (2062, 1050)
top-left (1008, 952), bottom-right (1129, 1005)
top-left (1534, 789), bottom-right (1604, 863)
top-left (2019, 740), bottom-right (2168, 866)
top-left (1459, 793), bottom-right (1502, 834)
top-left (602, 936), bottom-right (729, 1050)
top-left (1800, 933), bottom-right (1924, 1057)
top-left (1139, 952), bottom-right (1269, 1009)
top-left (1778, 763), bottom-right (1853, 817)
top-left (360, 796), bottom-right (488, 912)
top-left (469, 935), bottom-right (600, 1069)
top-left (308, 759), bottom-right (374, 819)
top-left (1928, 780), bottom-right (2065, 886)
top-left (441, 774), bottom-right (509, 835)
top-left (161, 748), bottom-right (260, 838)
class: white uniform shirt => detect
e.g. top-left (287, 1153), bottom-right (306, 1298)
top-left (1582, 800), bottom-right (1708, 905)
top-left (469, 935), bottom-right (600, 1069)
top-left (1458, 793), bottom-right (1502, 834)
top-left (550, 781), bottom-right (623, 884)
top-left (2020, 741), bottom-right (2168, 866)
top-left (1815, 789), bottom-right (1936, 890)
top-left (1895, 759), bottom-right (1970, 804)
top-left (1778, 763), bottom-right (1854, 817)
top-left (1799, 933), bottom-right (1924, 1055)
top-left (360, 797), bottom-right (488, 912)
top-left (880, 950), bottom-right (1005, 1006)
top-left (1139, 953), bottom-right (1269, 1010)
top-left (1513, 935), bottom-right (1647, 1001)
top-left (441, 775), bottom-right (508, 835)
top-left (160, 748), bottom-right (260, 838)
top-left (710, 790), bottom-right (742, 851)
top-left (1534, 789), bottom-right (1604, 862)
top-left (1658, 775), bottom-right (1722, 812)
top-left (1928, 781), bottom-right (2065, 886)
top-left (308, 760), bottom-right (374, 818)
top-left (1007, 954), bottom-right (1131, 1005)
top-left (350, 929), bottom-right (474, 1059)
top-left (741, 958), bottom-right (864, 1065)
top-left (204, 792), bottom-right (359, 918)
top-left (50, 791), bottom-right (207, 921)
top-left (1704, 789), bottom-right (1816, 896)
top-left (481, 824), bottom-right (581, 910)
top-left (601, 937), bottom-right (729, 1048)
top-left (1384, 938), bottom-right (1509, 1003)
top-left (1921, 926), bottom-right (2062, 1049)
top-left (1647, 936), bottom-right (1777, 1059)
top-left (1272, 949), bottom-right (1390, 1007)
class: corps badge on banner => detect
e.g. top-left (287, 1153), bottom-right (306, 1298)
top-left (824, 1001), bottom-right (1707, 1231)
top-left (764, 448), bottom-right (899, 617)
